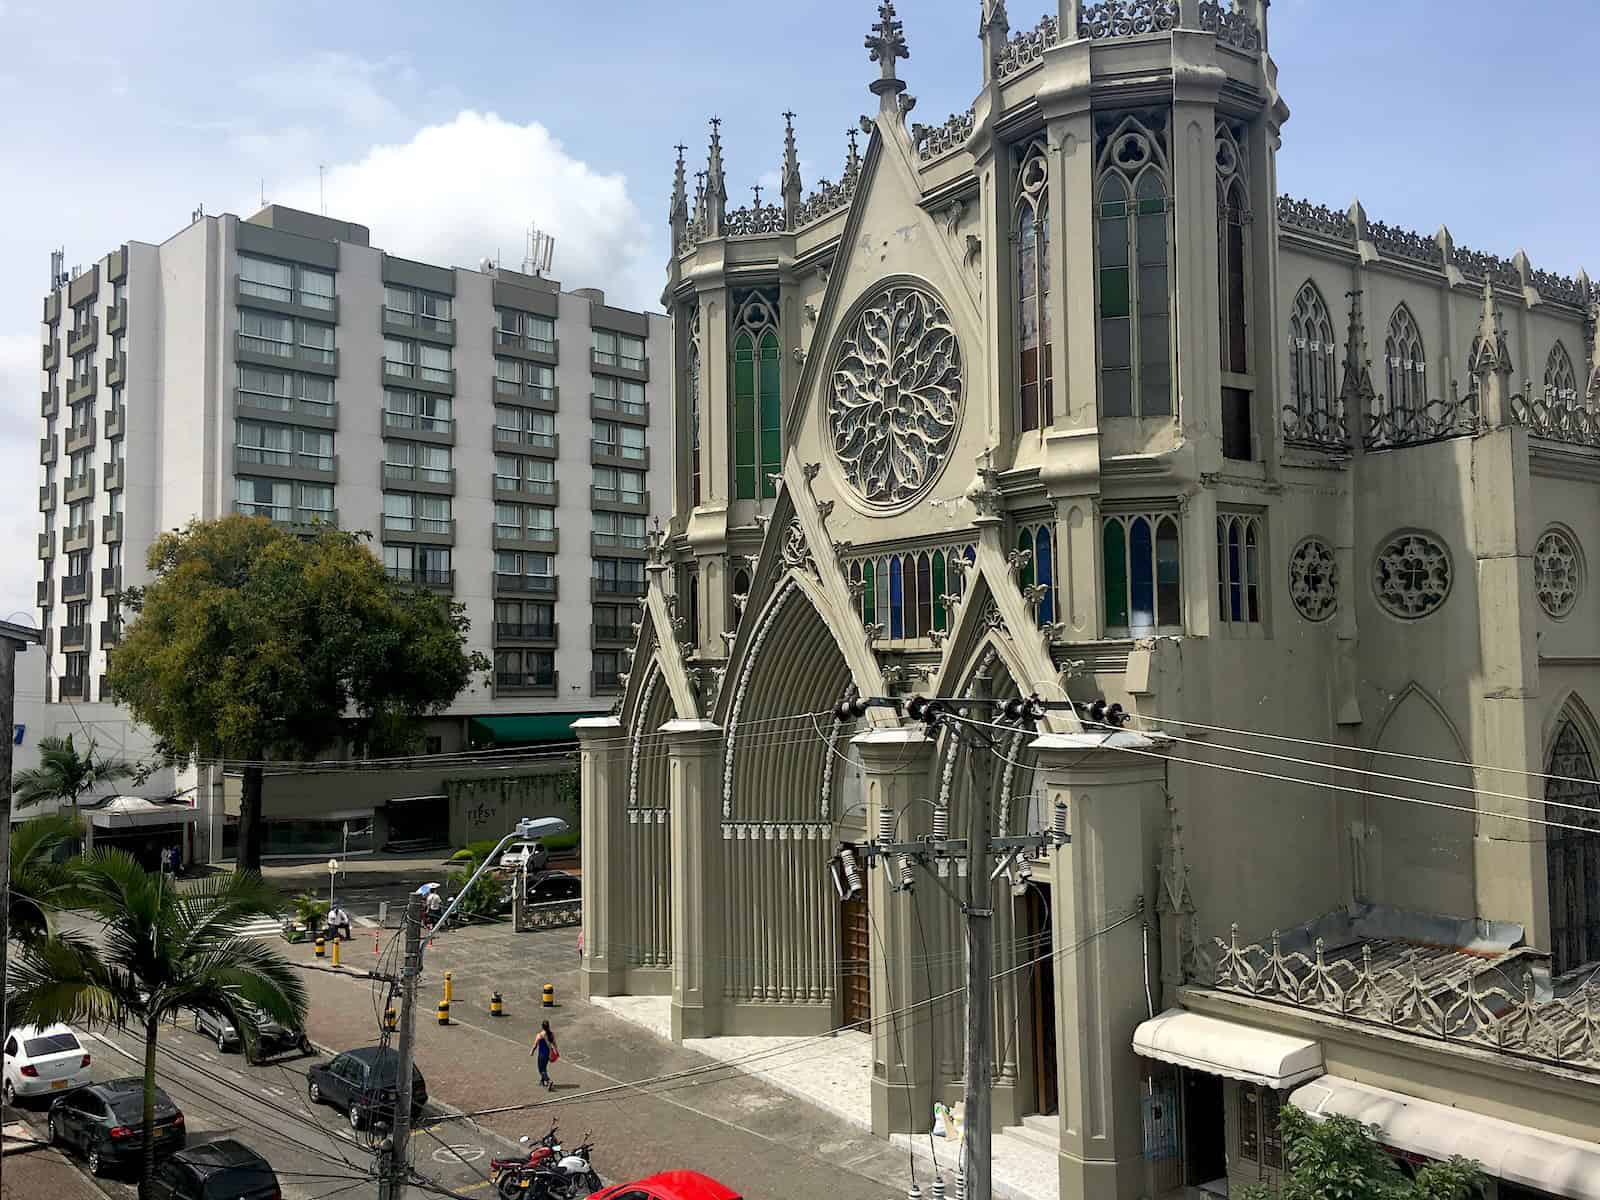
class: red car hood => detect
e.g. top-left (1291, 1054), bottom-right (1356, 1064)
top-left (599, 1171), bottom-right (741, 1200)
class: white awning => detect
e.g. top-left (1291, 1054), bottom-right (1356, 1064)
top-left (86, 796), bottom-right (197, 829)
top-left (1132, 1008), bottom-right (1323, 1089)
top-left (1291, 1077), bottom-right (1600, 1199)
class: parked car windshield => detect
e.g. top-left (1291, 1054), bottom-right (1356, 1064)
top-left (107, 1087), bottom-right (176, 1123)
top-left (23, 1033), bottom-right (80, 1056)
top-left (202, 1166), bottom-right (274, 1198)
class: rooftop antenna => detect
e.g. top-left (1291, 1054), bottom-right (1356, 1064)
top-left (49, 248), bottom-right (65, 290)
top-left (522, 222), bottom-right (555, 277)
top-left (260, 178), bottom-right (266, 208)
top-left (318, 164), bottom-right (326, 215)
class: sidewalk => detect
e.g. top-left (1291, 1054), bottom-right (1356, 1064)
top-left (2, 1122), bottom-right (108, 1200)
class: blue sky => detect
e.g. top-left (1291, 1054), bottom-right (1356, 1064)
top-left (2, 0), bottom-right (1595, 618)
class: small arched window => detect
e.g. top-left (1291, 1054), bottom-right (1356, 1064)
top-left (1545, 714), bottom-right (1600, 974)
top-left (1096, 118), bottom-right (1171, 419)
top-left (1216, 513), bottom-right (1263, 627)
top-left (1103, 511), bottom-right (1182, 636)
top-left (732, 291), bottom-right (780, 501)
top-left (1384, 305), bottom-right (1428, 421)
top-left (1287, 281), bottom-right (1337, 436)
top-left (1015, 140), bottom-right (1053, 432)
top-left (687, 304), bottom-right (702, 506)
top-left (1546, 342), bottom-right (1579, 412)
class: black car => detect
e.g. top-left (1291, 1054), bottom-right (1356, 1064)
top-left (193, 1004), bottom-right (312, 1062)
top-left (48, 1077), bottom-right (186, 1175)
top-left (148, 1139), bottom-right (279, 1200)
top-left (524, 869), bottom-right (581, 904)
top-left (307, 1046), bottom-right (428, 1130)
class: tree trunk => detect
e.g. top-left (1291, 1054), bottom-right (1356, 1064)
top-left (237, 762), bottom-right (264, 873)
top-left (139, 1016), bottom-right (159, 1200)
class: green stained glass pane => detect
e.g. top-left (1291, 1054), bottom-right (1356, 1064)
top-left (863, 561), bottom-right (876, 625)
top-left (1017, 529), bottom-right (1035, 589)
top-left (734, 335), bottom-right (756, 499)
top-left (1101, 269), bottom-right (1130, 319)
top-left (1103, 519), bottom-right (1128, 629)
top-left (932, 551), bottom-right (947, 631)
top-left (758, 333), bottom-right (781, 497)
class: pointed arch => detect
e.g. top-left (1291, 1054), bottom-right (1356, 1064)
top-left (1096, 114), bottom-right (1172, 420)
top-left (620, 658), bottom-right (674, 974)
top-left (1287, 280), bottom-right (1337, 435)
top-left (1543, 694), bottom-right (1600, 974)
top-left (1545, 341), bottom-right (1580, 412)
top-left (1216, 122), bottom-right (1250, 377)
top-left (1015, 138), bottom-right (1053, 431)
top-left (1384, 303), bottom-right (1428, 421)
top-left (732, 290), bottom-right (779, 500)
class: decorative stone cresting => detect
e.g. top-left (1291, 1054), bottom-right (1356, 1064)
top-left (828, 282), bottom-right (963, 508)
top-left (1288, 538), bottom-right (1338, 623)
top-left (1373, 531), bottom-right (1452, 620)
top-left (914, 108), bottom-right (975, 162)
top-left (1077, 0), bottom-right (1177, 39)
top-left (726, 202), bottom-right (786, 237)
top-left (628, 664), bottom-right (661, 807)
top-left (1535, 528), bottom-right (1582, 619)
top-left (993, 15), bottom-right (1059, 82)
top-left (1276, 197), bottom-right (1355, 245)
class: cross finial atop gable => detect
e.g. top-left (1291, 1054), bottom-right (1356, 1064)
top-left (865, 2), bottom-right (909, 102)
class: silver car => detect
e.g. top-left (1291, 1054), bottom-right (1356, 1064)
top-left (192, 1006), bottom-right (311, 1063)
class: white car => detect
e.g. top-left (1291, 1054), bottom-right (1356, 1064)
top-left (3, 1024), bottom-right (91, 1103)
top-left (498, 840), bottom-right (549, 872)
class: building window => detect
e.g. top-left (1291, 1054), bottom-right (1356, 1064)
top-left (240, 256), bottom-right (334, 310)
top-left (238, 310), bottom-right (294, 358)
top-left (1236, 1084), bottom-right (1284, 1173)
top-left (687, 304), bottom-right (702, 506)
top-left (236, 477), bottom-right (290, 521)
top-left (1097, 119), bottom-right (1171, 418)
top-left (297, 320), bottom-right (334, 363)
top-left (1383, 304), bottom-right (1428, 424)
top-left (1545, 341), bottom-right (1580, 410)
top-left (594, 373), bottom-right (647, 415)
top-left (1216, 125), bottom-right (1252, 459)
top-left (495, 648), bottom-right (555, 689)
top-left (593, 466), bottom-right (645, 505)
top-left (385, 286), bottom-right (453, 333)
top-left (496, 308), bottom-right (555, 354)
top-left (1015, 140), bottom-right (1053, 432)
top-left (495, 600), bottom-right (554, 639)
top-left (1286, 281), bottom-right (1337, 441)
top-left (297, 483), bottom-right (334, 521)
top-left (1014, 522), bottom-right (1057, 627)
top-left (383, 389), bottom-right (450, 433)
top-left (239, 367), bottom-right (334, 417)
top-left (495, 405), bottom-right (555, 449)
top-left (1102, 512), bottom-right (1181, 636)
top-left (731, 291), bottom-right (781, 501)
top-left (593, 511), bottom-right (646, 549)
top-left (496, 358), bottom-right (555, 401)
top-left (384, 338), bottom-right (451, 383)
top-left (236, 420), bottom-right (293, 466)
top-left (847, 544), bottom-right (974, 641)
top-left (593, 420), bottom-right (646, 461)
top-left (593, 558), bottom-right (646, 596)
top-left (593, 650), bottom-right (622, 692)
top-left (1546, 715), bottom-right (1600, 975)
top-left (593, 329), bottom-right (646, 371)
top-left (384, 544), bottom-right (451, 585)
top-left (1216, 512), bottom-right (1263, 628)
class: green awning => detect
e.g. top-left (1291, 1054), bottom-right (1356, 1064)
top-left (469, 713), bottom-right (605, 746)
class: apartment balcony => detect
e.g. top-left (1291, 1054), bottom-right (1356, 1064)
top-left (590, 531), bottom-right (649, 558)
top-left (382, 308), bottom-right (456, 346)
top-left (591, 622), bottom-right (634, 646)
top-left (234, 332), bottom-right (339, 378)
top-left (103, 460), bottom-right (124, 492)
top-left (591, 441), bottom-right (651, 470)
top-left (105, 352), bottom-right (126, 388)
top-left (38, 531), bottom-right (54, 560)
top-left (589, 486), bottom-right (650, 514)
top-left (41, 388), bottom-right (58, 419)
top-left (494, 477), bottom-right (558, 505)
top-left (64, 470), bottom-right (96, 504)
top-left (61, 573), bottom-right (90, 600)
top-left (42, 338), bottom-right (60, 372)
top-left (591, 577), bottom-right (648, 600)
top-left (105, 298), bottom-right (127, 335)
top-left (232, 502), bottom-right (340, 533)
top-left (63, 523), bottom-right (92, 554)
top-left (104, 406), bottom-right (125, 440)
top-left (493, 572), bottom-right (557, 597)
top-left (494, 669), bottom-right (558, 698)
top-left (100, 619), bottom-right (122, 648)
top-left (67, 264), bottom-right (98, 307)
top-left (39, 483), bottom-right (55, 512)
top-left (44, 291), bottom-right (61, 325)
top-left (67, 316), bottom-right (98, 357)
top-left (590, 393), bottom-right (650, 425)
top-left (381, 356), bottom-right (454, 394)
top-left (235, 390), bottom-right (339, 430)
top-left (37, 578), bottom-right (52, 607)
top-left (380, 517), bottom-right (455, 547)
top-left (492, 429), bottom-right (558, 459)
top-left (591, 669), bottom-right (623, 696)
top-left (494, 622), bottom-right (557, 645)
top-left (385, 566), bottom-right (455, 592)
top-left (589, 347), bottom-right (650, 381)
top-left (232, 274), bottom-right (340, 323)
top-left (102, 513), bottom-right (123, 544)
top-left (60, 624), bottom-right (89, 652)
top-left (494, 378), bottom-right (559, 412)
top-left (100, 566), bottom-right (121, 594)
top-left (233, 446), bottom-right (340, 484)
top-left (39, 434), bottom-right (57, 465)
top-left (67, 369), bottom-right (97, 407)
top-left (64, 419), bottom-right (96, 456)
top-left (381, 409), bottom-right (455, 444)
top-left (492, 526), bottom-right (558, 553)
top-left (58, 675), bottom-right (87, 701)
top-left (492, 327), bottom-right (559, 364)
top-left (107, 245), bottom-right (127, 283)
top-left (381, 463), bottom-right (456, 495)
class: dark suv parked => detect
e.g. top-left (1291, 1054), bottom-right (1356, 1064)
top-left (48, 1078), bottom-right (185, 1175)
top-left (149, 1139), bottom-right (280, 1200)
top-left (307, 1045), bottom-right (428, 1130)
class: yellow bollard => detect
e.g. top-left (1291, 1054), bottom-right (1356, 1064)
top-left (542, 982), bottom-right (554, 1008)
top-left (443, 971), bottom-right (453, 1004)
top-left (314, 936), bottom-right (325, 959)
top-left (330, 937), bottom-right (341, 967)
top-left (437, 999), bottom-right (450, 1025)
top-left (490, 991), bottom-right (504, 1018)
top-left (384, 1006), bottom-right (397, 1033)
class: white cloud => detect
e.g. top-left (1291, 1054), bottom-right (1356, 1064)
top-left (239, 50), bottom-right (412, 132)
top-left (263, 111), bottom-right (662, 311)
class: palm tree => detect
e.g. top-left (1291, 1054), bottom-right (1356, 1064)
top-left (13, 733), bottom-right (135, 818)
top-left (7, 811), bottom-right (86, 945)
top-left (6, 851), bottom-right (304, 1199)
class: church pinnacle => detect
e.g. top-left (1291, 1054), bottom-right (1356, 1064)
top-left (865, 1), bottom-right (909, 110)
top-left (704, 117), bottom-right (728, 238)
top-left (669, 143), bottom-right (689, 235)
top-left (781, 111), bottom-right (803, 230)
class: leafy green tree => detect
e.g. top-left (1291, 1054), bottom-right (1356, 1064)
top-left (12, 733), bottom-right (134, 817)
top-left (108, 516), bottom-right (487, 871)
top-left (1241, 1105), bottom-right (1484, 1200)
top-left (7, 812), bottom-right (86, 946)
top-left (6, 852), bottom-right (304, 1198)
top-left (446, 848), bottom-right (508, 920)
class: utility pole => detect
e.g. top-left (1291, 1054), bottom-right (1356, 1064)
top-left (962, 677), bottom-right (993, 1200)
top-left (381, 892), bottom-right (423, 1200)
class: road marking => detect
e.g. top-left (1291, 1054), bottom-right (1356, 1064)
top-left (430, 1143), bottom-right (485, 1164)
top-left (454, 1180), bottom-right (496, 1194)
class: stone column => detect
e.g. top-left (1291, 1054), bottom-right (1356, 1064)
top-left (853, 726), bottom-right (937, 1137)
top-left (577, 717), bottom-right (628, 999)
top-left (665, 719), bottom-right (726, 1040)
top-left (1032, 730), bottom-right (1167, 1200)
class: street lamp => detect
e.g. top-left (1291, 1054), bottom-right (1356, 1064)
top-left (327, 858), bottom-right (340, 906)
top-left (425, 816), bottom-right (568, 951)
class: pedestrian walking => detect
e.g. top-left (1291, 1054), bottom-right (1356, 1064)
top-left (531, 1020), bottom-right (558, 1090)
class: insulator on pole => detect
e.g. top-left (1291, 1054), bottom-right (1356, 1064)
top-left (907, 1185), bottom-right (922, 1200)
top-left (955, 1172), bottom-right (966, 1200)
top-left (930, 1176), bottom-right (946, 1200)
top-left (931, 803), bottom-right (950, 842)
top-left (840, 846), bottom-right (863, 897)
top-left (897, 853), bottom-right (916, 891)
top-left (877, 805), bottom-right (897, 846)
top-left (1052, 798), bottom-right (1069, 841)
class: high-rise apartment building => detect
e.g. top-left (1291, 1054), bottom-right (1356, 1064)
top-left (34, 204), bottom-right (670, 853)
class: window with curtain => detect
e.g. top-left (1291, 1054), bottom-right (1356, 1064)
top-left (732, 290), bottom-right (780, 500)
top-left (1216, 512), bottom-right (1264, 628)
top-left (1102, 511), bottom-right (1181, 635)
top-left (239, 256), bottom-right (293, 303)
top-left (1096, 119), bottom-right (1171, 419)
top-left (1384, 305), bottom-right (1428, 422)
top-left (1015, 140), bottom-right (1053, 432)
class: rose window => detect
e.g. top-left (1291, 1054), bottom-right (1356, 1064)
top-left (1288, 538), bottom-right (1338, 622)
top-left (1535, 528), bottom-right (1581, 618)
top-left (1373, 531), bottom-right (1451, 619)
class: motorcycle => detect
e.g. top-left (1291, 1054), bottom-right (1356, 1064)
top-left (495, 1132), bottom-right (601, 1199)
top-left (490, 1121), bottom-right (561, 1194)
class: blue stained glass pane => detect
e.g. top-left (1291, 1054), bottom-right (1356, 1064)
top-left (1035, 527), bottom-right (1054, 626)
top-left (889, 556), bottom-right (904, 639)
top-left (1228, 520), bottom-right (1243, 622)
top-left (1130, 517), bottom-right (1154, 632)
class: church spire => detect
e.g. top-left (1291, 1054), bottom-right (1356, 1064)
top-left (845, 126), bottom-right (862, 180)
top-left (865, 2), bottom-right (909, 114)
top-left (1468, 279), bottom-right (1515, 427)
top-left (781, 111), bottom-right (802, 230)
top-left (703, 117), bottom-right (728, 238)
top-left (669, 143), bottom-right (689, 244)
top-left (1337, 288), bottom-right (1374, 448)
top-left (980, 0), bottom-right (1009, 85)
